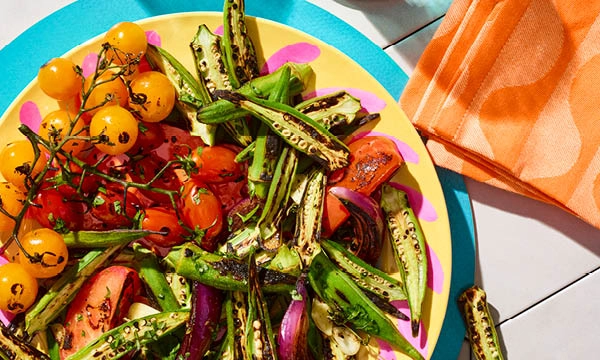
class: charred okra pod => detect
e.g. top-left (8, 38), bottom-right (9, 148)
top-left (191, 24), bottom-right (253, 146)
top-left (308, 252), bottom-right (424, 360)
top-left (66, 310), bottom-right (189, 360)
top-left (246, 253), bottom-right (279, 359)
top-left (133, 244), bottom-right (180, 312)
top-left (294, 167), bottom-right (327, 267)
top-left (25, 246), bottom-right (123, 336)
top-left (62, 229), bottom-right (159, 248)
top-left (212, 90), bottom-right (350, 172)
top-left (164, 242), bottom-right (296, 292)
top-left (380, 184), bottom-right (428, 337)
top-left (0, 322), bottom-right (50, 360)
top-left (145, 44), bottom-right (218, 145)
top-left (459, 286), bottom-right (505, 360)
top-left (295, 91), bottom-right (362, 130)
top-left (321, 239), bottom-right (406, 302)
top-left (222, 0), bottom-right (260, 89)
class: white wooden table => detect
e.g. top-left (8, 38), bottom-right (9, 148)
top-left (2, 1), bottom-right (600, 358)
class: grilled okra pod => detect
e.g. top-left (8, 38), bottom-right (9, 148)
top-left (62, 229), bottom-right (159, 248)
top-left (308, 252), bottom-right (424, 360)
top-left (246, 253), bottom-right (279, 359)
top-left (459, 286), bottom-right (505, 360)
top-left (222, 0), bottom-right (260, 89)
top-left (66, 311), bottom-right (189, 360)
top-left (25, 245), bottom-right (123, 336)
top-left (380, 184), bottom-right (428, 337)
top-left (247, 65), bottom-right (290, 200)
top-left (144, 44), bottom-right (218, 145)
top-left (133, 244), bottom-right (180, 312)
top-left (0, 323), bottom-right (50, 360)
top-left (257, 146), bottom-right (298, 251)
top-left (191, 24), bottom-right (253, 146)
top-left (295, 91), bottom-right (362, 130)
top-left (164, 242), bottom-right (296, 292)
top-left (212, 91), bottom-right (350, 172)
top-left (321, 239), bottom-right (406, 302)
top-left (294, 167), bottom-right (327, 266)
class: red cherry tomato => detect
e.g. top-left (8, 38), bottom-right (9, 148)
top-left (60, 266), bottom-right (141, 359)
top-left (190, 145), bottom-right (243, 183)
top-left (127, 122), bottom-right (166, 156)
top-left (29, 189), bottom-right (84, 232)
top-left (180, 178), bottom-right (223, 251)
top-left (208, 179), bottom-right (248, 214)
top-left (128, 156), bottom-right (181, 206)
top-left (90, 185), bottom-right (142, 228)
top-left (142, 207), bottom-right (188, 247)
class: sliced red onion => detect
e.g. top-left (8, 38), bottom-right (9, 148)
top-left (278, 275), bottom-right (311, 360)
top-left (177, 281), bottom-right (223, 359)
top-left (328, 186), bottom-right (385, 264)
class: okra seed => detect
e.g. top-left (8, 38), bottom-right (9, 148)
top-left (298, 139), bottom-right (308, 150)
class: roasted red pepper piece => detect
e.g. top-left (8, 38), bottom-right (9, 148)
top-left (321, 192), bottom-right (350, 238)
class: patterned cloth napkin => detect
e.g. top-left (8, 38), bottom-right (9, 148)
top-left (400, 0), bottom-right (600, 228)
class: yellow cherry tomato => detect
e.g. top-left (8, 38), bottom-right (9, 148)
top-left (83, 71), bottom-right (129, 116)
top-left (37, 58), bottom-right (82, 101)
top-left (103, 21), bottom-right (148, 65)
top-left (0, 262), bottom-right (38, 314)
top-left (19, 228), bottom-right (69, 279)
top-left (39, 110), bottom-right (88, 157)
top-left (0, 140), bottom-right (47, 190)
top-left (0, 182), bottom-right (26, 231)
top-left (128, 71), bottom-right (176, 123)
top-left (90, 105), bottom-right (139, 155)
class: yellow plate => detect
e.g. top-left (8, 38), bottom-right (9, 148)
top-left (0, 13), bottom-right (451, 359)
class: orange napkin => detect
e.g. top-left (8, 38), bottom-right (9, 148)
top-left (400, 0), bottom-right (600, 228)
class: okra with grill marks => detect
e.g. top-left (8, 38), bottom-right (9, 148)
top-left (144, 44), bottom-right (218, 145)
top-left (308, 252), bottom-right (424, 360)
top-left (295, 90), bottom-right (362, 130)
top-left (459, 286), bottom-right (505, 360)
top-left (212, 91), bottom-right (350, 172)
top-left (66, 310), bottom-right (189, 360)
top-left (380, 184), bottom-right (428, 337)
top-left (321, 239), bottom-right (406, 302)
top-left (222, 0), bottom-right (260, 89)
top-left (0, 322), bottom-right (50, 360)
top-left (294, 167), bottom-right (327, 267)
top-left (191, 23), bottom-right (254, 146)
top-left (246, 253), bottom-right (279, 359)
top-left (164, 242), bottom-right (296, 292)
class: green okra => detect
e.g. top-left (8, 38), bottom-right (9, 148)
top-left (380, 184), bottom-right (428, 337)
top-left (215, 293), bottom-right (239, 360)
top-left (165, 271), bottom-right (192, 309)
top-left (246, 253), bottom-right (279, 360)
top-left (321, 239), bottom-right (407, 302)
top-left (256, 146), bottom-right (298, 251)
top-left (222, 0), bottom-right (259, 89)
top-left (459, 286), bottom-right (505, 360)
top-left (164, 242), bottom-right (296, 293)
top-left (247, 65), bottom-right (290, 200)
top-left (294, 167), bottom-right (327, 267)
top-left (145, 44), bottom-right (218, 145)
top-left (212, 91), bottom-right (350, 172)
top-left (25, 246), bottom-right (123, 336)
top-left (133, 244), bottom-right (180, 312)
top-left (308, 252), bottom-right (424, 360)
top-left (0, 323), bottom-right (50, 360)
top-left (62, 229), bottom-right (158, 248)
top-left (220, 225), bottom-right (260, 259)
top-left (295, 91), bottom-right (362, 130)
top-left (196, 63), bottom-right (313, 125)
top-left (66, 311), bottom-right (189, 360)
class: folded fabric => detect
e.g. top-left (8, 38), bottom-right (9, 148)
top-left (400, 0), bottom-right (600, 228)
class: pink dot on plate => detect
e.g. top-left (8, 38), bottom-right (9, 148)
top-left (19, 101), bottom-right (42, 134)
top-left (145, 30), bottom-right (161, 47)
top-left (387, 181), bottom-right (438, 222)
top-left (348, 131), bottom-right (419, 165)
top-left (0, 256), bottom-right (15, 326)
top-left (260, 42), bottom-right (320, 74)
top-left (81, 52), bottom-right (99, 78)
top-left (303, 87), bottom-right (386, 114)
top-left (214, 25), bottom-right (224, 36)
